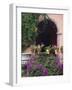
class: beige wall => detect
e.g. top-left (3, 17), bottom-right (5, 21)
top-left (47, 14), bottom-right (63, 47)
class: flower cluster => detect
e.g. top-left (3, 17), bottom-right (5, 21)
top-left (55, 55), bottom-right (63, 75)
top-left (22, 54), bottom-right (48, 76)
top-left (22, 48), bottom-right (63, 77)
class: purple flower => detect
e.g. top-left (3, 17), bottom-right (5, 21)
top-left (42, 68), bottom-right (48, 76)
top-left (58, 63), bottom-right (63, 70)
top-left (30, 54), bottom-right (36, 61)
top-left (28, 54), bottom-right (36, 64)
top-left (55, 56), bottom-right (63, 70)
top-left (33, 63), bottom-right (48, 76)
top-left (25, 61), bottom-right (32, 71)
top-left (35, 64), bottom-right (44, 69)
top-left (55, 58), bottom-right (60, 66)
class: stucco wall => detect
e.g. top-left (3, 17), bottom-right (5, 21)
top-left (47, 14), bottom-right (63, 47)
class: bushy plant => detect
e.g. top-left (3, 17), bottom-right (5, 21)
top-left (21, 13), bottom-right (39, 51)
top-left (22, 53), bottom-right (63, 76)
top-left (22, 55), bottom-right (48, 76)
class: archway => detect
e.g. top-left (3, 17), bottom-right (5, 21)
top-left (36, 18), bottom-right (57, 48)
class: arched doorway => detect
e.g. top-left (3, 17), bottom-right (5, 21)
top-left (36, 18), bottom-right (57, 47)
